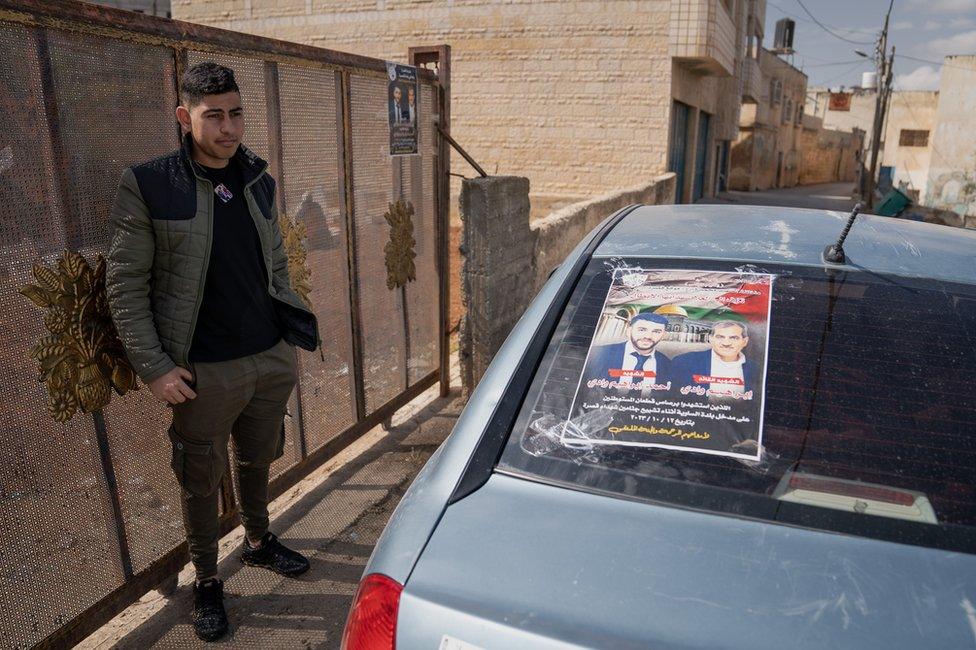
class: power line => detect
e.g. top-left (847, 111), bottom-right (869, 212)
top-left (793, 0), bottom-right (876, 45)
top-left (803, 59), bottom-right (866, 68)
top-left (767, 1), bottom-right (878, 42)
top-left (899, 54), bottom-right (976, 72)
top-left (816, 60), bottom-right (873, 87)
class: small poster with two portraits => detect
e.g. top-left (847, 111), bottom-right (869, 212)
top-left (386, 61), bottom-right (420, 156)
top-left (568, 268), bottom-right (773, 461)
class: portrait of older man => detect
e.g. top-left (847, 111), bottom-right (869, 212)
top-left (672, 320), bottom-right (757, 395)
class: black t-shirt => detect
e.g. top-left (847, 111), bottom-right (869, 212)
top-left (189, 161), bottom-right (281, 362)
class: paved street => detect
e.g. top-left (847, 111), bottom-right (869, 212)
top-left (80, 361), bottom-right (464, 649)
top-left (697, 182), bottom-right (858, 212)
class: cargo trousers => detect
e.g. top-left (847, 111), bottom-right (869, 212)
top-left (168, 338), bottom-right (297, 580)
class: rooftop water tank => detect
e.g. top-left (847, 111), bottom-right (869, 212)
top-left (862, 71), bottom-right (878, 89)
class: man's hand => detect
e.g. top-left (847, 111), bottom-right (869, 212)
top-left (149, 367), bottom-right (197, 405)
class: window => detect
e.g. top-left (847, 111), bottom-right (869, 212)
top-left (769, 79), bottom-right (782, 104)
top-left (795, 102), bottom-right (803, 125)
top-left (499, 258), bottom-right (976, 555)
top-left (900, 129), bottom-right (930, 147)
top-left (782, 98), bottom-right (793, 124)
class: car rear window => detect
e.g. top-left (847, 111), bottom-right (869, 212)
top-left (498, 257), bottom-right (976, 553)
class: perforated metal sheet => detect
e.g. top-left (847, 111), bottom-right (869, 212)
top-left (45, 26), bottom-right (184, 579)
top-left (350, 74), bottom-right (407, 414)
top-left (0, 23), bottom-right (182, 647)
top-left (0, 17), bottom-right (445, 647)
top-left (403, 82), bottom-right (440, 384)
top-left (277, 64), bottom-right (357, 453)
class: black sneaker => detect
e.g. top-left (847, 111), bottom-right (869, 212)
top-left (240, 532), bottom-right (310, 577)
top-left (192, 578), bottom-right (228, 642)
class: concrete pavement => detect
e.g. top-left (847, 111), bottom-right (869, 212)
top-left (80, 360), bottom-right (464, 649)
top-left (698, 182), bottom-right (858, 212)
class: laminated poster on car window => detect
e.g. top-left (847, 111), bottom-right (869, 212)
top-left (567, 268), bottom-right (774, 461)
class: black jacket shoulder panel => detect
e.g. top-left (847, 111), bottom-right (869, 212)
top-left (130, 150), bottom-right (197, 221)
top-left (251, 173), bottom-right (276, 220)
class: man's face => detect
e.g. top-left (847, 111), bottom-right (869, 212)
top-left (393, 87), bottom-right (402, 104)
top-left (180, 91), bottom-right (244, 164)
top-left (408, 88), bottom-right (415, 105)
top-left (711, 325), bottom-right (748, 361)
top-left (629, 320), bottom-right (666, 353)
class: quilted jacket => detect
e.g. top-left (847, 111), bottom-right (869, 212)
top-left (105, 134), bottom-right (318, 384)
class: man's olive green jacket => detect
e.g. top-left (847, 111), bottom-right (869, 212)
top-left (106, 136), bottom-right (318, 384)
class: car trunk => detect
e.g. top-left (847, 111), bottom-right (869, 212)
top-left (397, 473), bottom-right (976, 649)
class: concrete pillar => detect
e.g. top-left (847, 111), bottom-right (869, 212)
top-left (458, 175), bottom-right (533, 394)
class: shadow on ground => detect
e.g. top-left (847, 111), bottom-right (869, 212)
top-left (111, 389), bottom-right (465, 649)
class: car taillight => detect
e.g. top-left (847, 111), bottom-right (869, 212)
top-left (341, 573), bottom-right (403, 650)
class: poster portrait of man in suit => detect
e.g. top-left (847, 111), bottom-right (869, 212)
top-left (584, 312), bottom-right (672, 390)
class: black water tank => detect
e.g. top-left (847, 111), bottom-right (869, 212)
top-left (774, 18), bottom-right (795, 51)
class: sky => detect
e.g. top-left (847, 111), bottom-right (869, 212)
top-left (763, 0), bottom-right (976, 90)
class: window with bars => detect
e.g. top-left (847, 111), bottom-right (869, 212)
top-left (900, 129), bottom-right (930, 147)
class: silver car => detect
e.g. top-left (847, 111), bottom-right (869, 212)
top-left (341, 204), bottom-right (976, 649)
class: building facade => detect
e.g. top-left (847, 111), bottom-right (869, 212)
top-left (807, 86), bottom-right (940, 203)
top-left (925, 55), bottom-right (976, 217)
top-left (797, 115), bottom-right (863, 186)
top-left (172, 0), bottom-right (757, 209)
top-left (728, 47), bottom-right (806, 191)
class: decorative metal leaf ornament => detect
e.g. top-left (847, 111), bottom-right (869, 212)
top-left (279, 211), bottom-right (313, 309)
top-left (19, 251), bottom-right (138, 422)
top-left (383, 200), bottom-right (417, 290)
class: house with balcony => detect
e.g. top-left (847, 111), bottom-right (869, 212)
top-left (729, 46), bottom-right (807, 190)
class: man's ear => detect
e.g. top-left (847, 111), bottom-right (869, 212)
top-left (175, 105), bottom-right (192, 133)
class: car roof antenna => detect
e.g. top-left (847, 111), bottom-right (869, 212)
top-left (823, 202), bottom-right (863, 265)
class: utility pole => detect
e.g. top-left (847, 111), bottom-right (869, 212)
top-left (865, 0), bottom-right (895, 210)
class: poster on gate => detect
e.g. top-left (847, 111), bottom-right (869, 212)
top-left (565, 268), bottom-right (774, 461)
top-left (386, 61), bottom-right (420, 156)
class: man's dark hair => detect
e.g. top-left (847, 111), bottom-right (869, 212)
top-left (180, 62), bottom-right (240, 107)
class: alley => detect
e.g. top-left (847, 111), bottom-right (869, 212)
top-left (698, 182), bottom-right (858, 212)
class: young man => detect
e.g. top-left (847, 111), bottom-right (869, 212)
top-left (106, 62), bottom-right (318, 641)
top-left (585, 312), bottom-right (673, 390)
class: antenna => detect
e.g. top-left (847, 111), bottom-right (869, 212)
top-left (823, 202), bottom-right (863, 264)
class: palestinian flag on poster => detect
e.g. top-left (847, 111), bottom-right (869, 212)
top-left (605, 270), bottom-right (772, 323)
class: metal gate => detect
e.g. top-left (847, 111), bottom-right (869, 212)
top-left (0, 1), bottom-right (450, 647)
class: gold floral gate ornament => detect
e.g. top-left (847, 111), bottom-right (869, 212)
top-left (19, 251), bottom-right (138, 422)
top-left (279, 211), bottom-right (313, 309)
top-left (383, 199), bottom-right (417, 290)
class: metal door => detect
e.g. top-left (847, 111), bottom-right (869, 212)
top-left (668, 101), bottom-right (690, 204)
top-left (692, 111), bottom-right (711, 202)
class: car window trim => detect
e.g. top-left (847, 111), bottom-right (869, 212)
top-left (447, 204), bottom-right (644, 505)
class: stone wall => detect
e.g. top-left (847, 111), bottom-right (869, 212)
top-left (458, 173), bottom-right (676, 393)
top-left (172, 0), bottom-right (675, 200)
top-left (798, 121), bottom-right (862, 186)
top-left (925, 56), bottom-right (976, 218)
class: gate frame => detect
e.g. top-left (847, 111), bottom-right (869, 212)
top-left (0, 1), bottom-right (451, 647)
